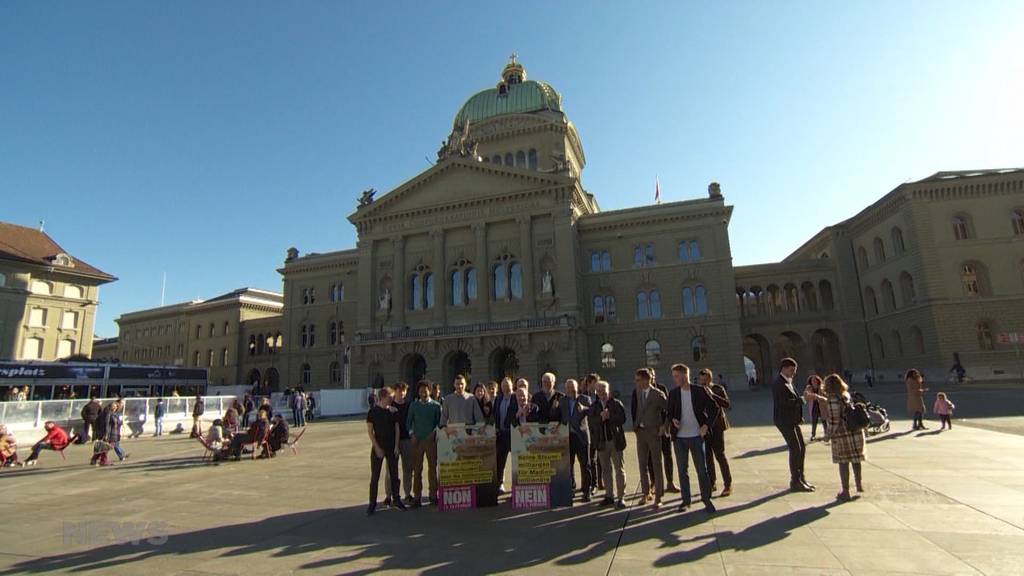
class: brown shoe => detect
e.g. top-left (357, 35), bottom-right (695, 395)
top-left (720, 486), bottom-right (732, 497)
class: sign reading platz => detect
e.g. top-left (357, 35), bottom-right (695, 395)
top-left (436, 423), bottom-right (497, 511)
top-left (511, 423), bottom-right (571, 509)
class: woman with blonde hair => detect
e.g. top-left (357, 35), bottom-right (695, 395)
top-left (823, 374), bottom-right (865, 502)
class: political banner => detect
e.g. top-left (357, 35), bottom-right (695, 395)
top-left (436, 423), bottom-right (498, 511)
top-left (511, 423), bottom-right (571, 509)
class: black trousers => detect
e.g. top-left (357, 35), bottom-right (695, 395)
top-left (569, 435), bottom-right (593, 493)
top-left (79, 419), bottom-right (94, 443)
top-left (496, 430), bottom-right (511, 487)
top-left (776, 424), bottom-right (806, 484)
top-left (704, 426), bottom-right (732, 488)
top-left (369, 447), bottom-right (399, 506)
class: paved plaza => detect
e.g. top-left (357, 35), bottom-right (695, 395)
top-left (2, 386), bottom-right (1023, 575)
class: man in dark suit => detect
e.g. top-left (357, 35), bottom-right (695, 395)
top-left (493, 377), bottom-right (519, 495)
top-left (557, 379), bottom-right (593, 502)
top-left (772, 357), bottom-right (814, 492)
top-left (583, 373), bottom-right (602, 494)
top-left (700, 368), bottom-right (732, 497)
top-left (632, 368), bottom-right (668, 508)
top-left (588, 380), bottom-right (627, 509)
top-left (668, 364), bottom-right (720, 513)
top-left (531, 372), bottom-right (563, 424)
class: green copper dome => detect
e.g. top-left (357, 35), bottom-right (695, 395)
top-left (453, 59), bottom-right (562, 127)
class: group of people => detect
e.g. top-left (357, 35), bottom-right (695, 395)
top-left (366, 364), bottom-right (734, 515)
top-left (0, 396), bottom-right (131, 468)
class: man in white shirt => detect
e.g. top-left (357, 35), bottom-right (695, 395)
top-left (668, 363), bottom-right (719, 513)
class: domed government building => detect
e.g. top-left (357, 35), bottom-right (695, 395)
top-left (104, 57), bottom-right (1024, 395)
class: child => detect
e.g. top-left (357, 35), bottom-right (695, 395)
top-left (933, 392), bottom-right (955, 430)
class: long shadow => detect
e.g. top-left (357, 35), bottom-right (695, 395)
top-left (866, 429), bottom-right (915, 444)
top-left (735, 445), bottom-right (788, 459)
top-left (0, 488), bottom-right (796, 575)
top-left (914, 430), bottom-right (945, 438)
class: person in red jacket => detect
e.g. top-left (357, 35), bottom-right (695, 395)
top-left (22, 421), bottom-right (69, 467)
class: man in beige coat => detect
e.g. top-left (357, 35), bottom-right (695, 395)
top-left (632, 368), bottom-right (667, 508)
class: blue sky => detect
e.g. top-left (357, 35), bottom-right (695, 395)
top-left (2, 1), bottom-right (1021, 337)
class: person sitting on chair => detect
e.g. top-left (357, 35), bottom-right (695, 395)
top-left (0, 425), bottom-right (18, 467)
top-left (228, 410), bottom-right (270, 460)
top-left (268, 414), bottom-right (290, 456)
top-left (22, 421), bottom-right (69, 467)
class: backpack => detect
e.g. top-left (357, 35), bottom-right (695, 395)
top-left (843, 400), bottom-right (870, 432)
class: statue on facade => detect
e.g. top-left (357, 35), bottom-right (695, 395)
top-left (541, 153), bottom-right (570, 174)
top-left (359, 188), bottom-right (376, 207)
top-left (437, 120), bottom-right (478, 161)
top-left (708, 182), bottom-right (722, 198)
top-left (378, 288), bottom-right (391, 313)
top-left (541, 269), bottom-right (554, 295)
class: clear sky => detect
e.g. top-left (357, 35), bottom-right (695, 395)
top-left (2, 1), bottom-right (1022, 337)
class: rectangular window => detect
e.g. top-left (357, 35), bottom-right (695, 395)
top-left (22, 337), bottom-right (43, 360)
top-left (29, 308), bottom-right (47, 328)
top-left (57, 339), bottom-right (74, 358)
top-left (61, 310), bottom-right (78, 330)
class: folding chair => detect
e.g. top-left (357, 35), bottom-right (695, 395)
top-left (287, 427), bottom-right (307, 455)
top-left (252, 428), bottom-right (271, 460)
top-left (196, 436), bottom-right (215, 461)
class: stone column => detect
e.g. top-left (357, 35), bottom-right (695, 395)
top-left (432, 229), bottom-right (447, 325)
top-left (552, 207), bottom-right (580, 314)
top-left (356, 239), bottom-right (375, 331)
top-left (474, 223), bottom-right (490, 322)
top-left (519, 216), bottom-right (535, 316)
top-left (392, 236), bottom-right (405, 327)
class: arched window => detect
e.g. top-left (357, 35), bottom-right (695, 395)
top-left (207, 349), bottom-right (215, 367)
top-left (424, 273), bottom-right (434, 309)
top-left (691, 336), bottom-right (707, 362)
top-left (492, 154), bottom-right (501, 164)
top-left (528, 148), bottom-right (538, 170)
top-left (873, 333), bottom-right (886, 359)
top-left (300, 326), bottom-right (308, 348)
top-left (409, 273), bottom-right (421, 310)
top-left (509, 262), bottom-right (523, 299)
top-left (682, 287), bottom-right (694, 316)
top-left (275, 332), bottom-right (283, 349)
top-left (1013, 210), bottom-right (1024, 236)
top-left (450, 269), bottom-right (463, 306)
top-left (223, 321), bottom-right (230, 336)
top-left (593, 296), bottom-right (605, 323)
top-left (961, 263), bottom-right (982, 296)
top-left (819, 280), bottom-right (835, 311)
top-left (873, 237), bottom-right (886, 263)
top-left (493, 263), bottom-right (507, 299)
top-left (891, 227), bottom-right (906, 254)
top-left (695, 285), bottom-right (708, 315)
top-left (209, 323), bottom-right (215, 337)
top-left (248, 335), bottom-right (256, 356)
top-left (601, 342), bottom-right (616, 368)
top-left (330, 361), bottom-right (341, 385)
top-left (600, 251), bottom-right (611, 271)
top-left (881, 279), bottom-right (896, 311)
top-left (900, 272), bottom-right (916, 306)
top-left (977, 321), bottom-right (994, 350)
top-left (864, 287), bottom-right (878, 316)
top-left (606, 295), bottom-right (617, 321)
top-left (636, 291), bottom-right (649, 320)
top-left (952, 215), bottom-right (971, 240)
top-left (645, 243), bottom-right (655, 266)
top-left (690, 241), bottom-right (701, 261)
top-left (504, 153), bottom-right (513, 166)
top-left (516, 150), bottom-right (526, 167)
top-left (466, 267), bottom-right (477, 301)
top-left (891, 329), bottom-right (903, 356)
top-left (650, 290), bottom-right (662, 318)
top-left (265, 334), bottom-right (274, 354)
top-left (857, 246), bottom-right (869, 270)
top-left (766, 285), bottom-right (782, 316)
top-left (784, 284), bottom-right (800, 312)
top-left (591, 252), bottom-right (601, 272)
top-left (910, 326), bottom-right (925, 355)
top-left (644, 340), bottom-right (661, 366)
top-left (801, 281), bottom-right (818, 312)
top-left (678, 241), bottom-right (690, 263)
top-left (301, 363), bottom-right (311, 386)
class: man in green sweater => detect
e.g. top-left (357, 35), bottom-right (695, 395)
top-left (406, 381), bottom-right (442, 507)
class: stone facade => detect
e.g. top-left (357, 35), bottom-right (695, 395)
top-left (106, 61), bottom-right (1024, 394)
top-left (0, 222), bottom-right (115, 362)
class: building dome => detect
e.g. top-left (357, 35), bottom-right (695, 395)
top-left (453, 56), bottom-right (562, 128)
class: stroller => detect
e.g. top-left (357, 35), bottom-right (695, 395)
top-left (852, 391), bottom-right (890, 435)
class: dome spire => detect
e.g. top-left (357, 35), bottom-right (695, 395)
top-left (501, 53), bottom-right (526, 85)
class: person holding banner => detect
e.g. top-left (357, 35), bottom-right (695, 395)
top-left (668, 363), bottom-right (719, 514)
top-left (532, 373), bottom-right (563, 425)
top-left (633, 368), bottom-right (668, 508)
top-left (513, 387), bottom-right (540, 426)
top-left (366, 386), bottom-right (406, 515)
top-left (494, 378), bottom-right (519, 494)
top-left (407, 381), bottom-right (441, 507)
top-left (589, 380), bottom-right (627, 508)
top-left (441, 375), bottom-right (484, 428)
top-left (556, 379), bottom-right (593, 502)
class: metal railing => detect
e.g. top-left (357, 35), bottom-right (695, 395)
top-left (0, 396), bottom-right (238, 433)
